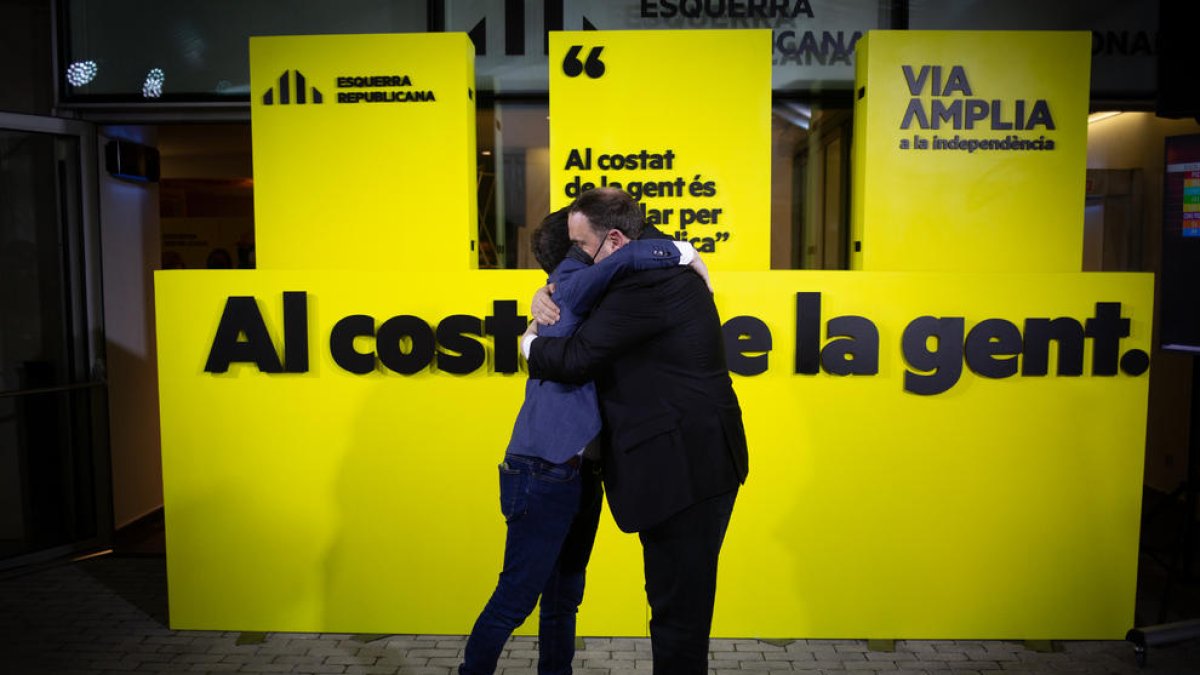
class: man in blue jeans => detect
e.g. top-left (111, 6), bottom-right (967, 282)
top-left (459, 207), bottom-right (705, 675)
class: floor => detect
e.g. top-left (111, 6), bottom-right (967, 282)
top-left (1, 489), bottom-right (1198, 675)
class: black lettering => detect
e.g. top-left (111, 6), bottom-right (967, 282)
top-left (485, 300), bottom-right (527, 374)
top-left (1026, 100), bottom-right (1054, 130)
top-left (723, 316), bottom-right (772, 376)
top-left (1130, 31), bottom-right (1152, 56)
top-left (931, 99), bottom-right (961, 129)
top-left (1022, 318), bottom-right (1084, 376)
top-left (794, 292), bottom-right (821, 374)
top-left (564, 175), bottom-right (596, 198)
top-left (282, 291), bottom-right (309, 373)
top-left (377, 315), bottom-right (435, 375)
top-left (964, 318), bottom-right (1021, 378)
top-left (436, 314), bottom-right (486, 375)
top-left (990, 100), bottom-right (1013, 130)
top-left (964, 100), bottom-right (989, 129)
top-left (902, 316), bottom-right (964, 395)
top-left (1107, 30), bottom-right (1128, 56)
top-left (776, 30), bottom-right (796, 56)
top-left (565, 148), bottom-right (590, 170)
top-left (330, 314), bottom-right (376, 375)
top-left (900, 99), bottom-right (929, 130)
top-left (943, 65), bottom-right (972, 96)
top-left (1120, 349), bottom-right (1151, 375)
top-left (205, 296), bottom-right (284, 374)
top-left (820, 316), bottom-right (879, 376)
top-left (903, 64), bottom-right (929, 96)
top-left (797, 32), bottom-right (822, 63)
top-left (1085, 302), bottom-right (1129, 376)
top-left (826, 32), bottom-right (853, 65)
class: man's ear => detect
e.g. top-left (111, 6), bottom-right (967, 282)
top-left (609, 229), bottom-right (631, 250)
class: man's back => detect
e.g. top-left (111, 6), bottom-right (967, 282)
top-left (529, 263), bottom-right (748, 532)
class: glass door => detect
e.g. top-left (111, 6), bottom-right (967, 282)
top-left (0, 112), bottom-right (110, 568)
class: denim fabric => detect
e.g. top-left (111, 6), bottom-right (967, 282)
top-left (460, 454), bottom-right (602, 675)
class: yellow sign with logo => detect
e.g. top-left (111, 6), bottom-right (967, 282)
top-left (155, 30), bottom-right (1152, 639)
top-left (250, 33), bottom-right (478, 271)
top-left (851, 31), bottom-right (1091, 272)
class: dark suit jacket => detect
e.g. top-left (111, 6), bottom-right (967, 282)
top-left (528, 232), bottom-right (749, 533)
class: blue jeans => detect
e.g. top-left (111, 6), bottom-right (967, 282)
top-left (460, 454), bottom-right (603, 675)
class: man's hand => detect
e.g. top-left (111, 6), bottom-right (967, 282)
top-left (689, 254), bottom-right (714, 293)
top-left (531, 283), bottom-right (560, 325)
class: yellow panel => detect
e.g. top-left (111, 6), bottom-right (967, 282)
top-left (156, 269), bottom-right (647, 633)
top-left (250, 33), bottom-right (478, 272)
top-left (549, 30), bottom-right (772, 271)
top-left (156, 269), bottom-right (1151, 638)
top-left (711, 271), bottom-right (1150, 639)
top-left (850, 31), bottom-right (1091, 272)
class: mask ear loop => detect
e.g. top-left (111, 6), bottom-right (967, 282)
top-left (591, 227), bottom-right (611, 264)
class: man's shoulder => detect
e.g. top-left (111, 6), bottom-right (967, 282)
top-left (549, 255), bottom-right (588, 283)
top-left (637, 226), bottom-right (672, 242)
top-left (609, 264), bottom-right (687, 291)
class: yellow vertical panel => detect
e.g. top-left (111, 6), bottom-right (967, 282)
top-left (549, 30), bottom-right (772, 271)
top-left (851, 31), bottom-right (1091, 272)
top-left (850, 35), bottom-right (870, 270)
top-left (249, 33), bottom-right (477, 272)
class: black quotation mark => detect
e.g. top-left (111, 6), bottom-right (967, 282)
top-left (563, 45), bottom-right (605, 78)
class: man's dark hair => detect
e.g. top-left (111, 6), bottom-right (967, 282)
top-left (569, 187), bottom-right (645, 240)
top-left (531, 206), bottom-right (572, 274)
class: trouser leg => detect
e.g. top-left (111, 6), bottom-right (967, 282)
top-left (638, 488), bottom-right (738, 675)
top-left (537, 460), bottom-right (603, 674)
top-left (461, 457), bottom-right (581, 675)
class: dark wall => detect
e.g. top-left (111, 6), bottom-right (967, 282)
top-left (0, 0), bottom-right (53, 115)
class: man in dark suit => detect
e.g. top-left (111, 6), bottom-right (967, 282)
top-left (522, 187), bottom-right (749, 674)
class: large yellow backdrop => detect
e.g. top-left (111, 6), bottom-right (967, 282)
top-left (154, 30), bottom-right (1153, 639)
